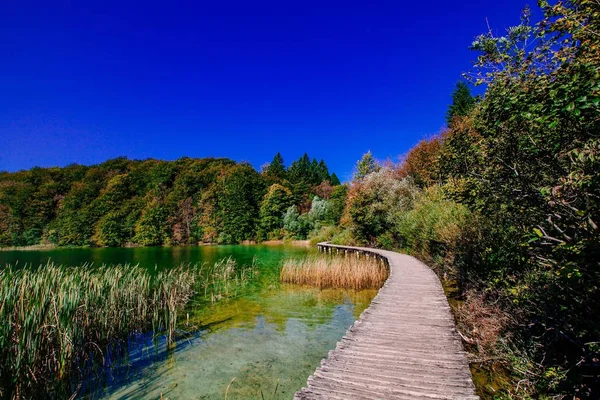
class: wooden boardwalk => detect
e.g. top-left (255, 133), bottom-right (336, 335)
top-left (295, 243), bottom-right (478, 400)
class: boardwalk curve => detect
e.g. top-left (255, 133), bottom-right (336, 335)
top-left (295, 243), bottom-right (478, 400)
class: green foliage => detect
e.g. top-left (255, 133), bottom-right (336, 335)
top-left (218, 163), bottom-right (265, 243)
top-left (344, 169), bottom-right (471, 260)
top-left (263, 152), bottom-right (286, 180)
top-left (330, 173), bottom-right (341, 186)
top-left (442, 1), bottom-right (599, 395)
top-left (287, 153), bottom-right (332, 187)
top-left (307, 196), bottom-right (330, 224)
top-left (287, 153), bottom-right (311, 184)
top-left (0, 156), bottom-right (339, 247)
top-left (337, 2), bottom-right (599, 395)
top-left (346, 168), bottom-right (418, 245)
top-left (308, 225), bottom-right (340, 245)
top-left (258, 184), bottom-right (294, 241)
top-left (327, 185), bottom-right (347, 225)
top-left (0, 205), bottom-right (16, 246)
top-left (394, 186), bottom-right (471, 260)
top-left (282, 195), bottom-right (341, 240)
top-left (133, 200), bottom-right (171, 246)
top-left (317, 160), bottom-right (330, 183)
top-left (354, 151), bottom-right (379, 180)
top-left (446, 81), bottom-right (476, 126)
top-left (282, 206), bottom-right (310, 239)
top-left (329, 228), bottom-right (356, 246)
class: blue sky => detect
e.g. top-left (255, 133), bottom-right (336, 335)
top-left (1, 0), bottom-right (533, 181)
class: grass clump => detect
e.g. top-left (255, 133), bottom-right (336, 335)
top-left (280, 254), bottom-right (388, 290)
top-left (0, 257), bottom-right (254, 399)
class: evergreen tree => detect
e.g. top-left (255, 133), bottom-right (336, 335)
top-left (264, 153), bottom-right (286, 180)
top-left (446, 81), bottom-right (475, 126)
top-left (330, 173), bottom-right (341, 186)
top-left (317, 160), bottom-right (330, 183)
top-left (287, 153), bottom-right (311, 183)
top-left (354, 151), bottom-right (379, 180)
top-left (309, 158), bottom-right (320, 185)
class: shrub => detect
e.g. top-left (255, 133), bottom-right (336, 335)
top-left (394, 185), bottom-right (472, 261)
top-left (308, 225), bottom-right (339, 245)
top-left (345, 168), bottom-right (418, 245)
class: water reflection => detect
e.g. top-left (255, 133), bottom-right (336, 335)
top-left (100, 286), bottom-right (376, 399)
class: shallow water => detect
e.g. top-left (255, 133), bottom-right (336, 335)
top-left (2, 245), bottom-right (377, 399)
top-left (102, 286), bottom-right (375, 399)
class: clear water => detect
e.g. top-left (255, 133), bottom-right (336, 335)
top-left (1, 245), bottom-right (376, 399)
top-left (0, 244), bottom-right (307, 272)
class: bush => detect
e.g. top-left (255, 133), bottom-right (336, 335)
top-left (394, 186), bottom-right (471, 261)
top-left (308, 225), bottom-right (339, 245)
top-left (330, 228), bottom-right (356, 246)
top-left (345, 168), bottom-right (418, 245)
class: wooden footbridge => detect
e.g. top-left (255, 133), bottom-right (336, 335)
top-left (295, 243), bottom-right (479, 400)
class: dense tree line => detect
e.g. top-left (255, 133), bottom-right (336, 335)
top-left (327, 1), bottom-right (599, 397)
top-left (0, 154), bottom-right (343, 247)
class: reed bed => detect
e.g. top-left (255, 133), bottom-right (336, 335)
top-left (280, 254), bottom-right (389, 290)
top-left (0, 257), bottom-right (254, 399)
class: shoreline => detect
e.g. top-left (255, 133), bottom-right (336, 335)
top-left (241, 239), bottom-right (311, 247)
top-left (0, 244), bottom-right (58, 252)
top-left (0, 240), bottom-right (312, 252)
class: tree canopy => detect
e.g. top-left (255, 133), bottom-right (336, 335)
top-left (0, 154), bottom-right (343, 246)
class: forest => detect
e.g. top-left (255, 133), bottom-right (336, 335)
top-left (0, 153), bottom-right (344, 247)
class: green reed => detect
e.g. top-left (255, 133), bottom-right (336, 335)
top-left (0, 257), bottom-right (255, 399)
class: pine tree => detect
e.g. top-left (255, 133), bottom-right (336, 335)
top-left (354, 151), bottom-right (378, 180)
top-left (309, 158), bottom-right (320, 185)
top-left (317, 160), bottom-right (330, 183)
top-left (330, 173), bottom-right (341, 186)
top-left (264, 153), bottom-right (286, 180)
top-left (446, 81), bottom-right (475, 126)
top-left (287, 153), bottom-right (311, 183)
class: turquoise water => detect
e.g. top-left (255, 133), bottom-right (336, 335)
top-left (0, 244), bottom-right (307, 272)
top-left (2, 245), bottom-right (376, 399)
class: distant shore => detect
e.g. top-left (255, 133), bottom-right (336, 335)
top-left (1, 240), bottom-right (312, 252)
top-left (241, 240), bottom-right (310, 247)
top-left (0, 244), bottom-right (58, 252)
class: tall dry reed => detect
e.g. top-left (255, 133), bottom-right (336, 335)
top-left (0, 257), bottom-right (254, 399)
top-left (280, 254), bottom-right (388, 290)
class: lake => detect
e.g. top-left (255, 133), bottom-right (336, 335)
top-left (1, 245), bottom-right (377, 399)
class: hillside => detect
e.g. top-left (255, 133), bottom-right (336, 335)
top-left (0, 154), bottom-right (343, 247)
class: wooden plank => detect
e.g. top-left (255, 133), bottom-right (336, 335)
top-left (294, 243), bottom-right (478, 400)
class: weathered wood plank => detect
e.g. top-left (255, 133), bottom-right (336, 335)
top-left (295, 243), bottom-right (478, 400)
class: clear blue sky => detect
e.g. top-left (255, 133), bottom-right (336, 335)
top-left (1, 0), bottom-right (532, 181)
